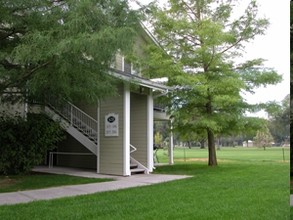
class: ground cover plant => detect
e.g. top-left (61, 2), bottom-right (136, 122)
top-left (0, 147), bottom-right (288, 219)
top-left (0, 172), bottom-right (112, 193)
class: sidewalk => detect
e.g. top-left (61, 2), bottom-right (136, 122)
top-left (0, 166), bottom-right (191, 206)
top-left (291, 195), bottom-right (293, 206)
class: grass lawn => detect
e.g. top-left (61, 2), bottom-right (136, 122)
top-left (156, 146), bottom-right (290, 163)
top-left (0, 172), bottom-right (113, 193)
top-left (0, 147), bottom-right (289, 220)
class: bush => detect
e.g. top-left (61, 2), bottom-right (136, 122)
top-left (0, 113), bottom-right (64, 175)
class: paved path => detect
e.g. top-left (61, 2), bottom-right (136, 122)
top-left (0, 167), bottom-right (191, 206)
top-left (291, 195), bottom-right (293, 206)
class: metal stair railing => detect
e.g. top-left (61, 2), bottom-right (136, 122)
top-left (47, 99), bottom-right (98, 144)
top-left (129, 144), bottom-right (149, 174)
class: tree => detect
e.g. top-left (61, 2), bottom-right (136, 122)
top-left (267, 95), bottom-right (290, 145)
top-left (0, 0), bottom-right (139, 103)
top-left (144, 0), bottom-right (282, 166)
top-left (254, 126), bottom-right (274, 150)
top-left (154, 131), bottom-right (163, 148)
top-left (0, 113), bottom-right (64, 175)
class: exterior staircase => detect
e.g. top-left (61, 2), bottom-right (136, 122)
top-left (130, 163), bottom-right (145, 174)
top-left (130, 144), bottom-right (149, 174)
top-left (43, 100), bottom-right (98, 155)
top-left (41, 100), bottom-right (149, 175)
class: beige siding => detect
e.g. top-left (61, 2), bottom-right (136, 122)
top-left (75, 102), bottom-right (98, 120)
top-left (99, 85), bottom-right (124, 175)
top-left (130, 92), bottom-right (148, 167)
top-left (113, 34), bottom-right (149, 75)
top-left (53, 101), bottom-right (98, 169)
top-left (57, 134), bottom-right (96, 169)
top-left (133, 35), bottom-right (148, 59)
top-left (115, 53), bottom-right (123, 71)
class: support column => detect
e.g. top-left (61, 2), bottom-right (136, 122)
top-left (123, 84), bottom-right (131, 176)
top-left (147, 89), bottom-right (154, 172)
top-left (169, 119), bottom-right (174, 165)
top-left (96, 99), bottom-right (100, 173)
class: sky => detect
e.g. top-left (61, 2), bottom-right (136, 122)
top-left (237, 0), bottom-right (290, 105)
top-left (131, 0), bottom-right (290, 114)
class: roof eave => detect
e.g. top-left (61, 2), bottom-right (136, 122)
top-left (108, 69), bottom-right (173, 93)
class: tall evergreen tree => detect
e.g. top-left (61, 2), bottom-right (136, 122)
top-left (145, 0), bottom-right (282, 166)
top-left (0, 0), bottom-right (139, 102)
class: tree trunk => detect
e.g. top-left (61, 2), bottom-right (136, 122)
top-left (207, 128), bottom-right (218, 166)
top-left (187, 141), bottom-right (191, 149)
top-left (206, 91), bottom-right (217, 166)
top-left (200, 140), bottom-right (205, 149)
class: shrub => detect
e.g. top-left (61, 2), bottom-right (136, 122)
top-left (0, 113), bottom-right (64, 175)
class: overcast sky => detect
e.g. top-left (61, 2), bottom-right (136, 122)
top-left (131, 0), bottom-right (290, 107)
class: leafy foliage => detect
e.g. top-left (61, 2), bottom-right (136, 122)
top-left (154, 131), bottom-right (163, 147)
top-left (253, 126), bottom-right (274, 150)
top-left (144, 0), bottom-right (282, 166)
top-left (0, 113), bottom-right (64, 175)
top-left (0, 0), bottom-right (139, 103)
top-left (267, 95), bottom-right (290, 145)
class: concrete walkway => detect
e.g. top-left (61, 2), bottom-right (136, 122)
top-left (0, 166), bottom-right (191, 206)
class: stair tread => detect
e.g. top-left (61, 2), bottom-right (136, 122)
top-left (130, 168), bottom-right (145, 172)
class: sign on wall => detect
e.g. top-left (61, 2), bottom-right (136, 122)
top-left (105, 113), bottom-right (119, 137)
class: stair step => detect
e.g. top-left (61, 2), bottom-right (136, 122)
top-left (130, 168), bottom-right (145, 174)
top-left (130, 163), bottom-right (138, 169)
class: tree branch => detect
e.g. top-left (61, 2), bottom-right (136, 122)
top-left (0, 60), bottom-right (52, 93)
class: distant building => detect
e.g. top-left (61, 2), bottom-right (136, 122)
top-left (243, 140), bottom-right (254, 147)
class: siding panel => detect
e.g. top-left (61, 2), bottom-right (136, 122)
top-left (130, 92), bottom-right (148, 167)
top-left (99, 85), bottom-right (124, 175)
top-left (57, 134), bottom-right (96, 169)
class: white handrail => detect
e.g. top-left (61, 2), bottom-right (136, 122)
top-left (47, 99), bottom-right (98, 144)
top-left (129, 144), bottom-right (149, 174)
top-left (130, 144), bottom-right (137, 154)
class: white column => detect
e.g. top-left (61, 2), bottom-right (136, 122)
top-left (169, 119), bottom-right (174, 165)
top-left (147, 89), bottom-right (154, 172)
top-left (96, 99), bottom-right (100, 173)
top-left (123, 84), bottom-right (131, 176)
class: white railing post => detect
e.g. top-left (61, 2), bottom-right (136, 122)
top-left (70, 105), bottom-right (73, 125)
top-left (47, 99), bottom-right (99, 145)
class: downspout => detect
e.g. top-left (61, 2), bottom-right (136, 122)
top-left (96, 99), bottom-right (100, 173)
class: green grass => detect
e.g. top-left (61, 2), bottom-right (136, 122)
top-left (0, 147), bottom-right (289, 220)
top-left (0, 172), bottom-right (112, 193)
top-left (156, 146), bottom-right (290, 163)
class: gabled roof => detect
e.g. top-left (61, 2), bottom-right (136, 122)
top-left (138, 22), bottom-right (164, 50)
top-left (109, 68), bottom-right (173, 92)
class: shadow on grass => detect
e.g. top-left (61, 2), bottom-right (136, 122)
top-left (0, 172), bottom-right (113, 193)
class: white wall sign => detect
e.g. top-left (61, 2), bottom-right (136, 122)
top-left (105, 113), bottom-right (119, 137)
